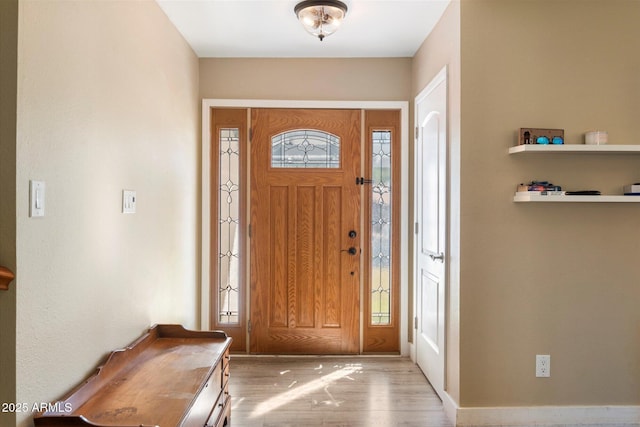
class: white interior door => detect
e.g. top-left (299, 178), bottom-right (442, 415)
top-left (415, 67), bottom-right (447, 399)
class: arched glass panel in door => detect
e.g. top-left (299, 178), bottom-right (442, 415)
top-left (271, 129), bottom-right (340, 168)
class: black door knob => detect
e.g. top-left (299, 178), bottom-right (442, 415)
top-left (348, 230), bottom-right (357, 238)
top-left (341, 247), bottom-right (357, 256)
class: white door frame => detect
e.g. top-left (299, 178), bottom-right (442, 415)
top-left (201, 99), bottom-right (410, 355)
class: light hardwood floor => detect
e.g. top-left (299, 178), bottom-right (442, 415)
top-left (228, 356), bottom-right (453, 427)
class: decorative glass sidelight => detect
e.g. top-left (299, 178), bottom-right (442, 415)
top-left (371, 131), bottom-right (392, 325)
top-left (218, 128), bottom-right (240, 324)
top-left (271, 129), bottom-right (340, 168)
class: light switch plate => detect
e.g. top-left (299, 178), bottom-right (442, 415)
top-left (122, 190), bottom-right (136, 214)
top-left (30, 180), bottom-right (45, 217)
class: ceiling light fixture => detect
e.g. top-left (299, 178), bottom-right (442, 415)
top-left (294, 0), bottom-right (348, 42)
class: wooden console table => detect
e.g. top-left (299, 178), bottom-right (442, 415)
top-left (34, 324), bottom-right (232, 427)
top-left (0, 266), bottom-right (15, 290)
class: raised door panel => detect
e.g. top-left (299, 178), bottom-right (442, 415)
top-left (250, 108), bottom-right (360, 354)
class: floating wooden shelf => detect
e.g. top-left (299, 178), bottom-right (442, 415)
top-left (0, 266), bottom-right (15, 291)
top-left (509, 144), bottom-right (640, 154)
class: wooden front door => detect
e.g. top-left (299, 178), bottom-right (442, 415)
top-left (250, 108), bottom-right (361, 354)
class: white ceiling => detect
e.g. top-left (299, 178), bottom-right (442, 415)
top-left (156, 0), bottom-right (451, 58)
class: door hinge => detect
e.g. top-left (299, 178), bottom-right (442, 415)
top-left (414, 316), bottom-right (418, 329)
top-left (414, 222), bottom-right (419, 235)
top-left (415, 126), bottom-right (419, 140)
top-left (356, 177), bottom-right (373, 186)
top-left (248, 224), bottom-right (252, 238)
top-left (248, 319), bottom-right (251, 334)
top-left (249, 127), bottom-right (253, 142)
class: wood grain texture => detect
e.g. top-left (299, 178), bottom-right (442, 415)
top-left (270, 185), bottom-right (289, 328)
top-left (0, 266), bottom-right (15, 290)
top-left (229, 356), bottom-right (453, 427)
top-left (363, 110), bottom-right (402, 353)
top-left (210, 108), bottom-right (248, 352)
top-left (250, 109), bottom-right (361, 354)
top-left (295, 185), bottom-right (315, 328)
top-left (34, 325), bottom-right (232, 427)
top-left (322, 186), bottom-right (342, 328)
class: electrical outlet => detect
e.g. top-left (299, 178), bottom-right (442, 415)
top-left (536, 354), bottom-right (550, 377)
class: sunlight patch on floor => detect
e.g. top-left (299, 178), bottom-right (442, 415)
top-left (249, 364), bottom-right (363, 418)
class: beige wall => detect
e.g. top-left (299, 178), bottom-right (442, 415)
top-left (459, 0), bottom-right (640, 406)
top-left (9, 1), bottom-right (640, 423)
top-left (15, 1), bottom-right (200, 425)
top-left (0, 1), bottom-right (18, 425)
top-left (199, 56), bottom-right (413, 353)
top-left (411, 0), bottom-right (461, 404)
top-left (200, 57), bottom-right (412, 101)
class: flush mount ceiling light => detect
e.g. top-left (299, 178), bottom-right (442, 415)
top-left (294, 0), bottom-right (348, 41)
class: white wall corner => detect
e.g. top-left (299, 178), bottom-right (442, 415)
top-left (455, 405), bottom-right (640, 426)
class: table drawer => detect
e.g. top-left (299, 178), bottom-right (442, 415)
top-left (222, 354), bottom-right (231, 387)
top-left (181, 363), bottom-right (222, 427)
top-left (205, 389), bottom-right (231, 427)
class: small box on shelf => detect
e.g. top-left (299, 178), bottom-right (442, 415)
top-left (518, 128), bottom-right (564, 146)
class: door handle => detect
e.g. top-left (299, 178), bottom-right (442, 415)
top-left (342, 247), bottom-right (358, 256)
top-left (428, 252), bottom-right (445, 262)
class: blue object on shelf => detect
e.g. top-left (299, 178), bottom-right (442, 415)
top-left (537, 136), bottom-right (550, 144)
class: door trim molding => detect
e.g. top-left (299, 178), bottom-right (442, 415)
top-left (201, 99), bottom-right (409, 355)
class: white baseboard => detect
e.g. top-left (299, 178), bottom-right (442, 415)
top-left (441, 391), bottom-right (459, 425)
top-left (454, 405), bottom-right (640, 426)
